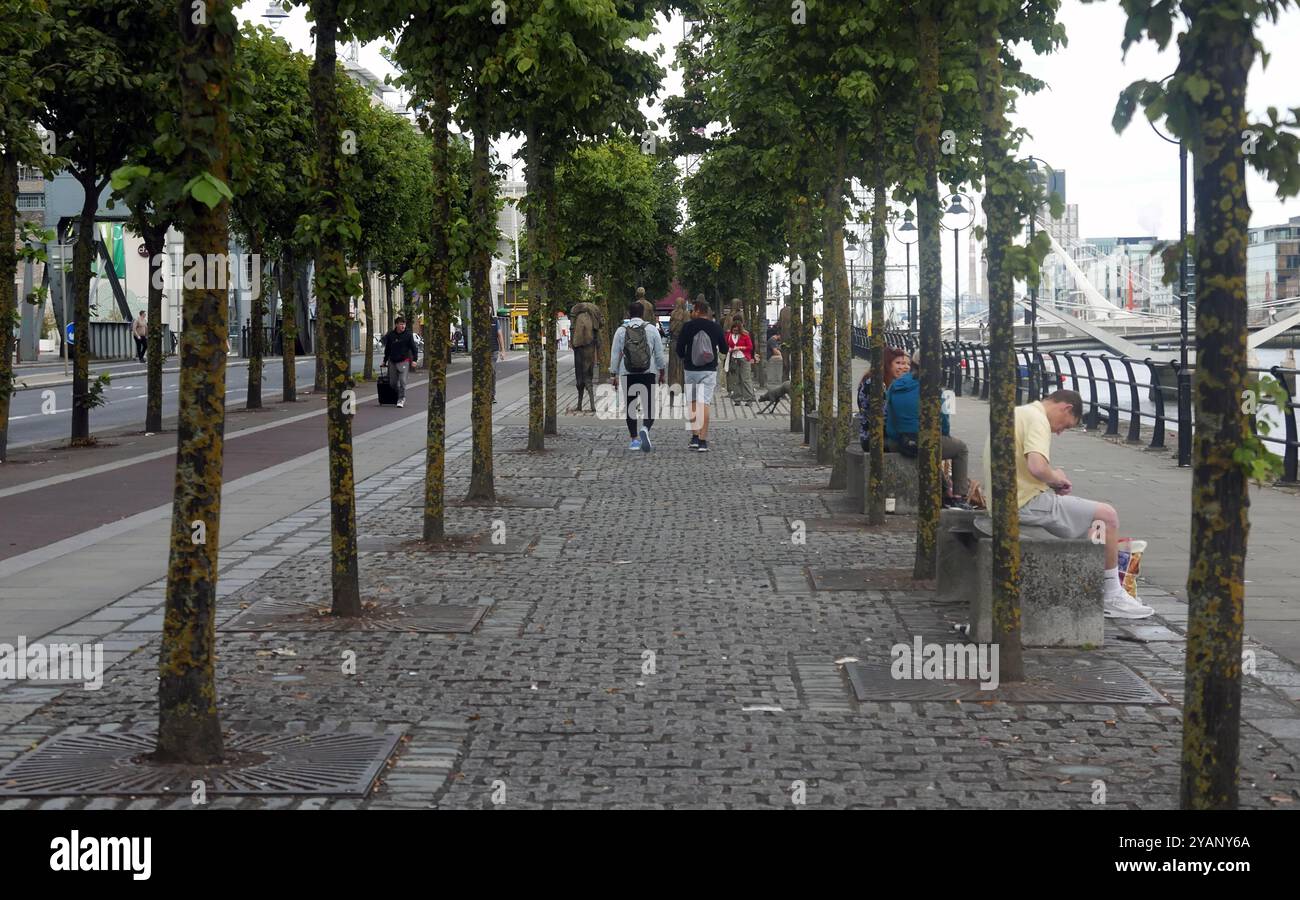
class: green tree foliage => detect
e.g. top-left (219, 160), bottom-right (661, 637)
top-left (1101, 0), bottom-right (1300, 810)
top-left (39, 0), bottom-right (161, 445)
top-left (0, 0), bottom-right (57, 461)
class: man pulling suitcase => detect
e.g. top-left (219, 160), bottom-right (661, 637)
top-left (380, 316), bottom-right (419, 407)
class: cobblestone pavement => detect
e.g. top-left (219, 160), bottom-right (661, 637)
top-left (1, 390), bottom-right (1298, 810)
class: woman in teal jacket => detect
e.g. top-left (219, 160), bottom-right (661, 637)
top-left (884, 355), bottom-right (970, 498)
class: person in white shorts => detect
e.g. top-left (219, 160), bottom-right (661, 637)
top-left (675, 299), bottom-right (727, 452)
top-left (984, 389), bottom-right (1154, 619)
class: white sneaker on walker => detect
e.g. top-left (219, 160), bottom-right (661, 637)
top-left (1104, 590), bottom-right (1154, 619)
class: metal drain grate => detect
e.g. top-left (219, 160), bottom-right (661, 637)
top-left (0, 730), bottom-right (403, 797)
top-left (844, 651), bottom-right (1167, 704)
top-left (221, 597), bottom-right (488, 633)
top-left (807, 567), bottom-right (935, 591)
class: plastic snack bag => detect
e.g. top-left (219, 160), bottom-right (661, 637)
top-left (1116, 538), bottom-right (1146, 598)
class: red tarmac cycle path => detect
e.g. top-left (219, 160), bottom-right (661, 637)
top-left (0, 357), bottom-right (529, 562)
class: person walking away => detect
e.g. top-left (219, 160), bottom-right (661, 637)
top-left (381, 315), bottom-right (419, 408)
top-left (883, 352), bottom-right (969, 501)
top-left (132, 310), bottom-right (148, 363)
top-left (667, 296), bottom-right (689, 410)
top-left (609, 300), bottom-right (666, 451)
top-left (726, 317), bottom-right (757, 403)
top-left (983, 389), bottom-right (1155, 619)
top-left (675, 299), bottom-right (728, 452)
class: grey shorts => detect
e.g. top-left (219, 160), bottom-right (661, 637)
top-left (1019, 490), bottom-right (1100, 539)
top-left (684, 369), bottom-right (717, 404)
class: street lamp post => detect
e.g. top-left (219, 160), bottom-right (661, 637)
top-left (1023, 156), bottom-right (1056, 400)
top-left (892, 209), bottom-right (918, 334)
top-left (941, 191), bottom-right (974, 396)
top-left (1150, 77), bottom-right (1192, 468)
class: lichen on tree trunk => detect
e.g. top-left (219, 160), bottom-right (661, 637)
top-left (309, 0), bottom-right (360, 617)
top-left (912, 1), bottom-right (944, 581)
top-left (867, 160), bottom-right (888, 525)
top-left (1179, 8), bottom-right (1253, 811)
top-left (976, 17), bottom-right (1024, 683)
top-left (466, 109), bottom-right (496, 502)
top-left (156, 0), bottom-right (234, 764)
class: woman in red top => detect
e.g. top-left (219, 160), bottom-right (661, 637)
top-left (725, 315), bottom-right (757, 403)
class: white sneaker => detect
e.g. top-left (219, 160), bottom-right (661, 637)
top-left (396, 399), bottom-right (405, 408)
top-left (1104, 591), bottom-right (1154, 619)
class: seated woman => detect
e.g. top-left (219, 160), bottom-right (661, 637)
top-left (883, 353), bottom-right (970, 501)
top-left (857, 347), bottom-right (910, 451)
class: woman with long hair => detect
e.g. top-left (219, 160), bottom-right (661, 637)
top-left (725, 314), bottom-right (757, 403)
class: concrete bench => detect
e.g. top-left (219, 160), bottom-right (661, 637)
top-left (936, 509), bottom-right (1104, 648)
top-left (862, 450), bottom-right (918, 514)
top-left (845, 443), bottom-right (866, 504)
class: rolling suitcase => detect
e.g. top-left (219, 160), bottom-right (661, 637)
top-left (377, 363), bottom-right (399, 406)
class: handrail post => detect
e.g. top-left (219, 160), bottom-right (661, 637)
top-left (1146, 360), bottom-right (1167, 449)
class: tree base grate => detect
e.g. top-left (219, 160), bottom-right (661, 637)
top-left (221, 597), bottom-right (488, 633)
top-left (357, 534), bottom-right (536, 554)
top-left (453, 495), bottom-right (559, 510)
top-left (0, 729), bottom-right (403, 797)
top-left (1117, 625), bottom-right (1186, 643)
top-left (762, 460), bottom-right (825, 468)
top-left (807, 567), bottom-right (935, 591)
top-left (796, 516), bottom-right (915, 533)
top-left (844, 651), bottom-right (1167, 704)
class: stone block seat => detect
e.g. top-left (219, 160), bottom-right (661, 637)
top-left (863, 450), bottom-right (918, 514)
top-left (936, 509), bottom-right (1105, 648)
top-left (845, 442), bottom-right (866, 504)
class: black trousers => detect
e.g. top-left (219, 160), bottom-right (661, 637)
top-left (134, 336), bottom-right (147, 361)
top-left (624, 373), bottom-right (656, 437)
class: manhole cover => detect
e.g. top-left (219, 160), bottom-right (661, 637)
top-left (776, 483), bottom-right (836, 493)
top-left (221, 597), bottom-right (488, 633)
top-left (808, 567), bottom-right (935, 591)
top-left (843, 651), bottom-right (1166, 704)
top-left (0, 730), bottom-right (403, 797)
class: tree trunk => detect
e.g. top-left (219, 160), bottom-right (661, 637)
top-left (245, 233), bottom-right (265, 410)
top-left (423, 67), bottom-right (452, 542)
top-left (466, 108), bottom-right (496, 501)
top-left (818, 159), bottom-right (841, 468)
top-left (1180, 11), bottom-right (1253, 811)
top-left (361, 259), bottom-right (375, 381)
top-left (0, 153), bottom-right (16, 461)
top-left (542, 154), bottom-right (558, 436)
top-left (787, 244), bottom-right (803, 433)
top-left (976, 17), bottom-right (1024, 682)
top-left (913, 2), bottom-right (944, 580)
top-left (70, 174), bottom-right (98, 444)
top-left (309, 0), bottom-right (361, 617)
top-left (156, 0), bottom-right (233, 764)
top-left (800, 215), bottom-right (817, 444)
top-left (867, 161), bottom-right (888, 525)
top-left (281, 248), bottom-right (298, 402)
top-left (525, 125), bottom-right (544, 451)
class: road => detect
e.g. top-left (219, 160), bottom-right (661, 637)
top-left (5, 351), bottom-right (379, 450)
top-left (0, 351), bottom-right (528, 563)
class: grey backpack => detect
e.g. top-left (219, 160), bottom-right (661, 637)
top-left (623, 323), bottom-right (651, 373)
top-left (690, 327), bottom-right (715, 366)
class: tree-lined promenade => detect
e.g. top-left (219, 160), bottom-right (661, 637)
top-left (1, 0), bottom-right (1297, 809)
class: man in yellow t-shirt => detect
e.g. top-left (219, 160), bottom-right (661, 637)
top-left (983, 389), bottom-right (1153, 619)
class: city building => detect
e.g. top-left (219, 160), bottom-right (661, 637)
top-left (1247, 215), bottom-right (1300, 314)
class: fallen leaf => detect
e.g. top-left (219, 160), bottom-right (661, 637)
top-left (1267, 795), bottom-right (1294, 804)
top-left (467, 714), bottom-right (480, 721)
top-left (605, 687), bottom-right (621, 694)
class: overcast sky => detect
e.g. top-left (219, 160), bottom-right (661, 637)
top-left (241, 1), bottom-right (1299, 242)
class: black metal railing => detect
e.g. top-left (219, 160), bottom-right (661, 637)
top-left (860, 327), bottom-right (1299, 484)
